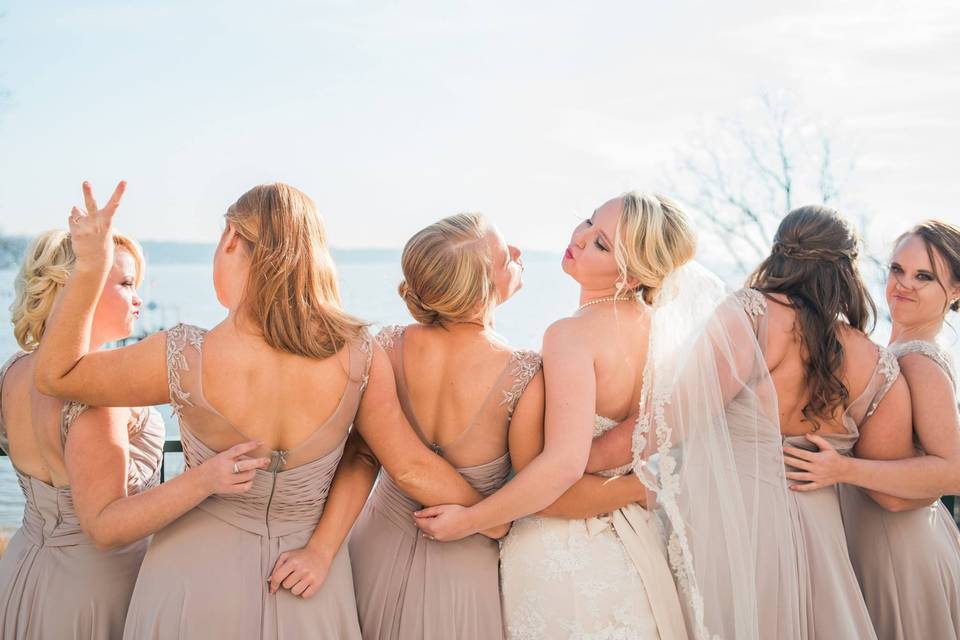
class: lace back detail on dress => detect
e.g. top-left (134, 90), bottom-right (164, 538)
top-left (375, 324), bottom-right (406, 351)
top-left (863, 348), bottom-right (901, 420)
top-left (891, 340), bottom-right (957, 391)
top-left (165, 323), bottom-right (207, 420)
top-left (59, 401), bottom-right (89, 442)
top-left (500, 350), bottom-right (542, 419)
top-left (355, 329), bottom-right (375, 393)
top-left (733, 288), bottom-right (767, 319)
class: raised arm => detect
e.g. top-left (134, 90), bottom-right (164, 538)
top-left (354, 344), bottom-right (507, 538)
top-left (66, 407), bottom-right (268, 550)
top-left (414, 319), bottom-right (596, 540)
top-left (787, 354), bottom-right (960, 508)
top-left (509, 374), bottom-right (647, 518)
top-left (34, 182), bottom-right (169, 408)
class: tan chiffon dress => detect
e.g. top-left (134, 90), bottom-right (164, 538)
top-left (348, 324), bottom-right (541, 640)
top-left (122, 323), bottom-right (372, 640)
top-left (0, 351), bottom-right (165, 640)
top-left (737, 288), bottom-right (899, 640)
top-left (840, 339), bottom-right (960, 640)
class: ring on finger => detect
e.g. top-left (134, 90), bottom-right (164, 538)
top-left (232, 462), bottom-right (240, 474)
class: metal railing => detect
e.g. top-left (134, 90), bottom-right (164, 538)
top-left (2, 443), bottom-right (960, 525)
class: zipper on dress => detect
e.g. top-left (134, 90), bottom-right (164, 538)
top-left (264, 450), bottom-right (287, 537)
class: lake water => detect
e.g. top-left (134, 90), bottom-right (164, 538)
top-left (1, 255), bottom-right (958, 530)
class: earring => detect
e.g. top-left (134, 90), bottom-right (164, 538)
top-left (616, 280), bottom-right (626, 289)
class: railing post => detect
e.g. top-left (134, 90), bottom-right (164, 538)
top-left (160, 440), bottom-right (184, 483)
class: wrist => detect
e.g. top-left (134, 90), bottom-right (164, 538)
top-left (838, 455), bottom-right (856, 484)
top-left (463, 505), bottom-right (483, 536)
top-left (73, 257), bottom-right (111, 281)
top-left (305, 538), bottom-right (337, 563)
top-left (192, 461), bottom-right (217, 495)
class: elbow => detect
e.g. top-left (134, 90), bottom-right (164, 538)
top-left (555, 461), bottom-right (585, 494)
top-left (869, 493), bottom-right (924, 513)
top-left (34, 369), bottom-right (59, 397)
top-left (82, 521), bottom-right (128, 551)
top-left (392, 461), bottom-right (431, 496)
top-left (878, 499), bottom-right (911, 513)
top-left (86, 527), bottom-right (123, 551)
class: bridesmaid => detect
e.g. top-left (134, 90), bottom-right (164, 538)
top-left (730, 206), bottom-right (915, 640)
top-left (346, 213), bottom-right (540, 639)
top-left (34, 182), bottom-right (506, 639)
top-left (785, 219), bottom-right (960, 640)
top-left (0, 227), bottom-right (262, 639)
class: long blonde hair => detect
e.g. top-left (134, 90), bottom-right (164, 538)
top-left (224, 183), bottom-right (367, 358)
top-left (11, 229), bottom-right (145, 352)
top-left (398, 213), bottom-right (496, 326)
top-left (614, 192), bottom-right (697, 304)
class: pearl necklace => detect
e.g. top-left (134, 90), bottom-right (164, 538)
top-left (577, 295), bottom-right (637, 311)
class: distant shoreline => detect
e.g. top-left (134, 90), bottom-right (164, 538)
top-left (0, 237), bottom-right (562, 268)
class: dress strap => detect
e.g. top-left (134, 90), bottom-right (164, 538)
top-left (845, 346), bottom-right (900, 424)
top-left (732, 287), bottom-right (768, 320)
top-left (0, 351), bottom-right (31, 453)
top-left (59, 401), bottom-right (89, 444)
top-left (891, 339), bottom-right (957, 391)
top-left (375, 324), bottom-right (406, 352)
top-left (499, 349), bottom-right (543, 419)
top-left (378, 325), bottom-right (432, 446)
top-left (356, 329), bottom-right (375, 394)
top-left (165, 323), bottom-right (208, 421)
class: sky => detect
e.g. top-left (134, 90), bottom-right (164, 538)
top-left (0, 0), bottom-right (958, 252)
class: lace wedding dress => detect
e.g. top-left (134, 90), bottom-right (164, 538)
top-left (500, 416), bottom-right (687, 640)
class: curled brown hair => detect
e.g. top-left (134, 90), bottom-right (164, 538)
top-left (747, 205), bottom-right (876, 427)
top-left (224, 183), bottom-right (367, 359)
top-left (896, 220), bottom-right (960, 313)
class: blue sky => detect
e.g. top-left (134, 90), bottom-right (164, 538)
top-left (0, 0), bottom-right (957, 251)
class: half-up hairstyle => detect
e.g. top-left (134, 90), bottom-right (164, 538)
top-left (748, 205), bottom-right (876, 428)
top-left (11, 229), bottom-right (145, 352)
top-left (896, 220), bottom-right (960, 313)
top-left (398, 213), bottom-right (496, 326)
top-left (224, 183), bottom-right (367, 359)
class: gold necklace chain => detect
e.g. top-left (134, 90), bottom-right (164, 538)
top-left (576, 295), bottom-right (637, 311)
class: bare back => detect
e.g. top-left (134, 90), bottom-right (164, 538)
top-left (749, 291), bottom-right (896, 438)
top-left (0, 353), bottom-right (73, 486)
top-left (567, 304), bottom-right (650, 421)
top-left (377, 324), bottom-right (540, 469)
top-left (170, 321), bottom-right (371, 468)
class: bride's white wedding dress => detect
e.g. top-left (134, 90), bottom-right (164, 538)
top-left (500, 416), bottom-right (687, 640)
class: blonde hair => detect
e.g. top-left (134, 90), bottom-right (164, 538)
top-left (398, 213), bottom-right (497, 326)
top-left (224, 183), bottom-right (367, 358)
top-left (11, 229), bottom-right (145, 352)
top-left (614, 192), bottom-right (697, 304)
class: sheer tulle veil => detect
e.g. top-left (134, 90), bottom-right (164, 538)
top-left (632, 262), bottom-right (795, 640)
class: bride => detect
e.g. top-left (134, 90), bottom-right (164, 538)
top-left (416, 192), bottom-right (695, 639)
